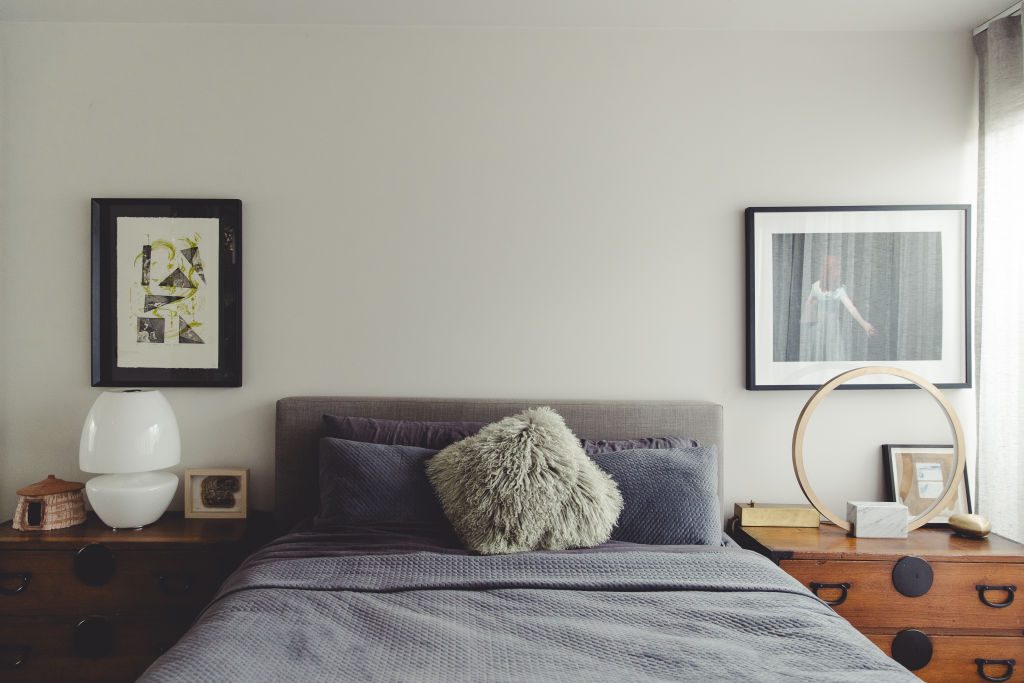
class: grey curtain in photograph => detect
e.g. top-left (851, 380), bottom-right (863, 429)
top-left (772, 231), bottom-right (942, 363)
top-left (974, 14), bottom-right (1024, 543)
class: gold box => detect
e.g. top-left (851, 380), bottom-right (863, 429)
top-left (734, 502), bottom-right (820, 528)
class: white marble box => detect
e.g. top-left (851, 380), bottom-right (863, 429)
top-left (846, 501), bottom-right (908, 538)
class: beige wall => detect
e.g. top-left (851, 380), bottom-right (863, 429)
top-left (0, 22), bottom-right (978, 520)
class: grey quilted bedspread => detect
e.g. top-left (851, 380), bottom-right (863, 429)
top-left (140, 538), bottom-right (917, 682)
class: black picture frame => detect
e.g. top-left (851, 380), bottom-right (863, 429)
top-left (882, 444), bottom-right (972, 525)
top-left (91, 198), bottom-right (242, 387)
top-left (745, 205), bottom-right (971, 390)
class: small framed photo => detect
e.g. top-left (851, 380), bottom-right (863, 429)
top-left (883, 444), bottom-right (971, 524)
top-left (184, 468), bottom-right (248, 519)
top-left (746, 205), bottom-right (971, 389)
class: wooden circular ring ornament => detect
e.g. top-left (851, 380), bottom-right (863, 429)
top-left (792, 366), bottom-right (967, 532)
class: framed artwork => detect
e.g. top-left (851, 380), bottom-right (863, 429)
top-left (883, 444), bottom-right (971, 525)
top-left (184, 468), bottom-right (248, 519)
top-left (746, 205), bottom-right (971, 390)
top-left (91, 198), bottom-right (242, 387)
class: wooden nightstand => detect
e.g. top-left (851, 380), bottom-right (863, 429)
top-left (0, 512), bottom-right (264, 682)
top-left (730, 520), bottom-right (1024, 682)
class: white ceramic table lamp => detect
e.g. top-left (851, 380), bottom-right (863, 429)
top-left (79, 389), bottom-right (181, 529)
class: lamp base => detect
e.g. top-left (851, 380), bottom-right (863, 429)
top-left (85, 471), bottom-right (178, 529)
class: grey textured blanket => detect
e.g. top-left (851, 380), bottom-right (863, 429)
top-left (141, 535), bottom-right (916, 682)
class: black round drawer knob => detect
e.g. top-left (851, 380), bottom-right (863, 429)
top-left (891, 629), bottom-right (933, 671)
top-left (892, 556), bottom-right (933, 597)
top-left (74, 544), bottom-right (116, 586)
top-left (73, 616), bottom-right (114, 659)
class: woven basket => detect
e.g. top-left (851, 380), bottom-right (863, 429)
top-left (13, 476), bottom-right (87, 531)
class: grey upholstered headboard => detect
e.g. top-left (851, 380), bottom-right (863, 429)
top-left (275, 397), bottom-right (725, 534)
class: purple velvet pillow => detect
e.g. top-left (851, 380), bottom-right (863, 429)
top-left (323, 414), bottom-right (699, 453)
top-left (582, 436), bottom-right (699, 454)
top-left (323, 415), bottom-right (487, 450)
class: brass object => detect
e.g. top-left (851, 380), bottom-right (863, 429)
top-left (949, 513), bottom-right (991, 539)
top-left (734, 502), bottom-right (820, 528)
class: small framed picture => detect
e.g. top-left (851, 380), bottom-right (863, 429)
top-left (184, 468), bottom-right (248, 519)
top-left (882, 444), bottom-right (971, 524)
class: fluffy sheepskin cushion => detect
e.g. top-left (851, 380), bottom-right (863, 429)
top-left (425, 407), bottom-right (623, 554)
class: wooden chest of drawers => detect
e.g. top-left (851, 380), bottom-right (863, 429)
top-left (731, 521), bottom-right (1024, 682)
top-left (0, 513), bottom-right (252, 682)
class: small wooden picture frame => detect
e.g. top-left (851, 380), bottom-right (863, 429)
top-left (184, 468), bottom-right (248, 519)
top-left (882, 444), bottom-right (971, 525)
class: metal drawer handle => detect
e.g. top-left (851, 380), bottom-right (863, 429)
top-left (0, 572), bottom-right (31, 595)
top-left (157, 572), bottom-right (193, 595)
top-left (0, 645), bottom-right (31, 669)
top-left (976, 658), bottom-right (1016, 682)
top-left (976, 585), bottom-right (1016, 608)
top-left (810, 581), bottom-right (851, 606)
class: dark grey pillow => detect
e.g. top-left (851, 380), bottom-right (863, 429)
top-left (591, 446), bottom-right (721, 546)
top-left (314, 437), bottom-right (447, 530)
top-left (425, 407), bottom-right (623, 554)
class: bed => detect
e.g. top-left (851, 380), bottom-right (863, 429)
top-left (140, 397), bottom-right (918, 682)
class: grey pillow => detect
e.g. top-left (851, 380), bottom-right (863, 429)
top-left (591, 446), bottom-right (721, 546)
top-left (425, 407), bottom-right (623, 554)
top-left (314, 437), bottom-right (448, 530)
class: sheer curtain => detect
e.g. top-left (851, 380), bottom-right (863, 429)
top-left (974, 14), bottom-right (1024, 543)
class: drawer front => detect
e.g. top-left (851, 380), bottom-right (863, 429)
top-left (0, 614), bottom-right (189, 682)
top-left (867, 633), bottom-right (1024, 683)
top-left (0, 548), bottom-right (228, 616)
top-left (781, 559), bottom-right (1024, 632)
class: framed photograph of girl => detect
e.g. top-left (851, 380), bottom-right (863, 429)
top-left (745, 205), bottom-right (971, 390)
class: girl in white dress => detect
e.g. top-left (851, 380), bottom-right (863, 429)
top-left (800, 255), bottom-right (876, 361)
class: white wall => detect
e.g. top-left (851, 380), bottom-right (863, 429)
top-left (0, 22), bottom-right (978, 520)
